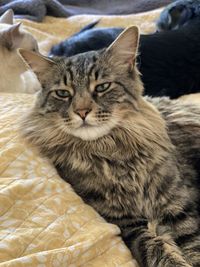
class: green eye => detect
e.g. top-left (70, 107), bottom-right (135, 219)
top-left (55, 90), bottom-right (70, 98)
top-left (95, 82), bottom-right (111, 93)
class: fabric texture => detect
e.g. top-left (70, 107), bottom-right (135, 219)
top-left (0, 0), bottom-right (173, 22)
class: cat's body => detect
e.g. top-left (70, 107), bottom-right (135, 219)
top-left (157, 0), bottom-right (200, 31)
top-left (150, 97), bottom-right (200, 177)
top-left (0, 10), bottom-right (40, 93)
top-left (50, 17), bottom-right (200, 99)
top-left (57, 97), bottom-right (200, 267)
top-left (19, 27), bottom-right (200, 266)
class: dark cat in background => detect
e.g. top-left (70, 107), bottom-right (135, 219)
top-left (157, 0), bottom-right (200, 31)
top-left (49, 0), bottom-right (200, 99)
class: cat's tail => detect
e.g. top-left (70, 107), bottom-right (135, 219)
top-left (78, 20), bottom-right (100, 34)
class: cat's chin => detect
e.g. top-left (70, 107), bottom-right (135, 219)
top-left (68, 124), bottom-right (114, 141)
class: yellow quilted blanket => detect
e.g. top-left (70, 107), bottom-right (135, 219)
top-left (3, 8), bottom-right (199, 267)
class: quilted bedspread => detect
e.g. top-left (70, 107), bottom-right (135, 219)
top-left (1, 8), bottom-right (199, 267)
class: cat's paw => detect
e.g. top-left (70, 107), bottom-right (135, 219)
top-left (157, 0), bottom-right (199, 31)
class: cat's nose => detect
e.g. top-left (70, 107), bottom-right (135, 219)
top-left (75, 108), bottom-right (91, 120)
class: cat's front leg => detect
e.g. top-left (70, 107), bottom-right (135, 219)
top-left (121, 221), bottom-right (192, 267)
top-left (162, 205), bottom-right (200, 267)
top-left (176, 233), bottom-right (200, 267)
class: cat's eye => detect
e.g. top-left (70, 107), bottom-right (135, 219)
top-left (55, 89), bottom-right (71, 98)
top-left (95, 82), bottom-right (111, 93)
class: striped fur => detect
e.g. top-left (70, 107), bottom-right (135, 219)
top-left (19, 27), bottom-right (200, 266)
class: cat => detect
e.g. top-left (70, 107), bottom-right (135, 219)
top-left (49, 16), bottom-right (200, 99)
top-left (19, 26), bottom-right (200, 266)
top-left (157, 0), bottom-right (200, 31)
top-left (0, 9), bottom-right (40, 93)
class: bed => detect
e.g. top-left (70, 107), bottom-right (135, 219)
top-left (0, 8), bottom-right (199, 266)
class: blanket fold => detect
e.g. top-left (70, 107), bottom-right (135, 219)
top-left (0, 0), bottom-right (172, 22)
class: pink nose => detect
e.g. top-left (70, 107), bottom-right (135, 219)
top-left (75, 109), bottom-right (91, 120)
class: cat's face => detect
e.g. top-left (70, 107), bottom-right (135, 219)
top-left (19, 26), bottom-right (143, 141)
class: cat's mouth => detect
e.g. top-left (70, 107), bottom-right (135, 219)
top-left (68, 119), bottom-right (117, 140)
top-left (79, 121), bottom-right (95, 128)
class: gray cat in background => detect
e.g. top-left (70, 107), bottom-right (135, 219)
top-left (19, 27), bottom-right (200, 266)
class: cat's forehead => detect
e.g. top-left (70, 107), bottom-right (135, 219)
top-left (59, 50), bottom-right (102, 76)
top-left (49, 51), bottom-right (109, 95)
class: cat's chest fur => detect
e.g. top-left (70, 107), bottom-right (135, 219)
top-left (57, 150), bottom-right (170, 221)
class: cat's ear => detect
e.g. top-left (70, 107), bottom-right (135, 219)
top-left (18, 49), bottom-right (55, 77)
top-left (0, 9), bottom-right (14, 24)
top-left (2, 23), bottom-right (23, 50)
top-left (105, 26), bottom-right (139, 66)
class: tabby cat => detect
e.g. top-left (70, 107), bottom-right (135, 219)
top-left (19, 26), bottom-right (200, 266)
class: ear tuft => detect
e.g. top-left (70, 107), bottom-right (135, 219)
top-left (18, 49), bottom-right (56, 76)
top-left (106, 26), bottom-right (139, 66)
top-left (0, 9), bottom-right (14, 25)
